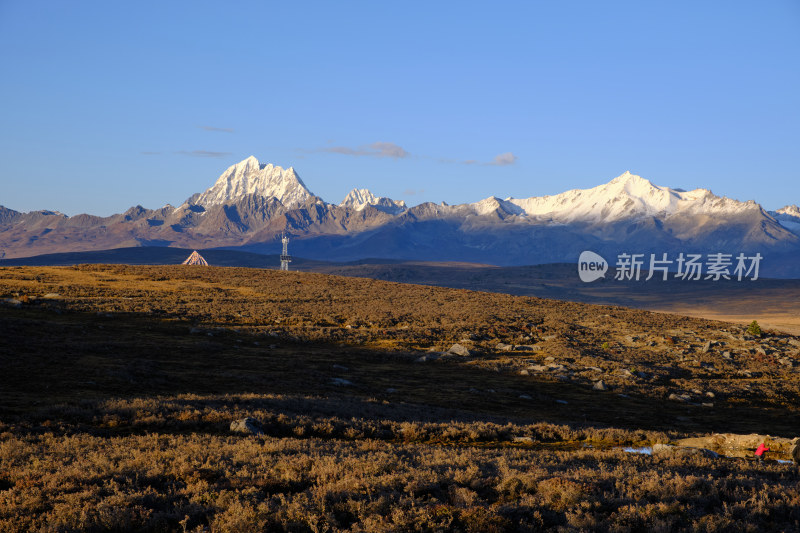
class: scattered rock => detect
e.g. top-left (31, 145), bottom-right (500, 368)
top-left (593, 380), bottom-right (608, 391)
top-left (518, 369), bottom-right (530, 376)
top-left (448, 343), bottom-right (471, 356)
top-left (332, 364), bottom-right (349, 371)
top-left (513, 436), bottom-right (534, 443)
top-left (515, 345), bottom-right (540, 352)
top-left (495, 342), bottom-right (513, 351)
top-left (2, 298), bottom-right (22, 308)
top-left (519, 394), bottom-right (532, 400)
top-left (385, 388), bottom-right (397, 393)
top-left (415, 354), bottom-right (439, 363)
top-left (722, 351), bottom-right (732, 359)
top-left (528, 365), bottom-right (550, 372)
top-left (652, 443), bottom-right (674, 454)
top-left (330, 377), bottom-right (354, 386)
top-left (653, 443), bottom-right (719, 458)
top-left (41, 293), bottom-right (60, 299)
top-left (230, 417), bottom-right (264, 436)
top-left (668, 393), bottom-right (692, 403)
top-left (555, 399), bottom-right (568, 405)
top-left (702, 340), bottom-right (712, 353)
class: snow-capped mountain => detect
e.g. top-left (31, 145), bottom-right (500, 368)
top-left (340, 188), bottom-right (406, 214)
top-left (466, 171), bottom-right (761, 223)
top-left (1, 157), bottom-right (798, 276)
top-left (192, 156), bottom-right (316, 209)
top-left (771, 205), bottom-right (800, 236)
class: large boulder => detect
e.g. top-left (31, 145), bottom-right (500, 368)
top-left (791, 443), bottom-right (800, 463)
top-left (448, 343), bottom-right (471, 356)
top-left (230, 417), bottom-right (264, 436)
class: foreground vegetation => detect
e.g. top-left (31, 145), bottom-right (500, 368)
top-left (1, 265), bottom-right (799, 531)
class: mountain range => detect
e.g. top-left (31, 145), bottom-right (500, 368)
top-left (1, 156), bottom-right (799, 276)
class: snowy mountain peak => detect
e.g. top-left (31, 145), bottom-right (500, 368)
top-left (771, 205), bottom-right (800, 235)
top-left (609, 170), bottom-right (644, 183)
top-left (606, 170), bottom-right (664, 194)
top-left (193, 156), bottom-right (315, 209)
top-left (340, 188), bottom-right (406, 214)
top-left (777, 205), bottom-right (800, 217)
top-left (499, 171), bottom-right (756, 224)
top-left (340, 188), bottom-right (379, 209)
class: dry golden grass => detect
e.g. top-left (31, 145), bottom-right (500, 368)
top-left (1, 264), bottom-right (800, 531)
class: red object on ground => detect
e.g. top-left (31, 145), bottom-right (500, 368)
top-left (755, 443), bottom-right (770, 457)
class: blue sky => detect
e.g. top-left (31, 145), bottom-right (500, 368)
top-left (1, 1), bottom-right (798, 216)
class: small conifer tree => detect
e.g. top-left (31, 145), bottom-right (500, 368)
top-left (746, 320), bottom-right (762, 337)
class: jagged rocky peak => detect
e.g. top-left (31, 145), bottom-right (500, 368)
top-left (193, 156), bottom-right (315, 209)
top-left (777, 205), bottom-right (800, 217)
top-left (340, 188), bottom-right (406, 214)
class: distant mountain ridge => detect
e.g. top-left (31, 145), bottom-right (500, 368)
top-left (1, 156), bottom-right (799, 276)
top-left (339, 188), bottom-right (406, 214)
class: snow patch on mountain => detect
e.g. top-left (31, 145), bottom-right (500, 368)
top-left (193, 156), bottom-right (316, 209)
top-left (340, 188), bottom-right (406, 214)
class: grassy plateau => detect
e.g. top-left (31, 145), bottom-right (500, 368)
top-left (1, 264), bottom-right (800, 532)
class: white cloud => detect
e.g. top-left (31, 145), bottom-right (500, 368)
top-left (491, 152), bottom-right (517, 166)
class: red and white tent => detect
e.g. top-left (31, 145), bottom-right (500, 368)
top-left (182, 250), bottom-right (208, 266)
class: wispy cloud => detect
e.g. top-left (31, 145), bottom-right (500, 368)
top-left (198, 125), bottom-right (234, 133)
top-left (175, 150), bottom-right (233, 158)
top-left (303, 142), bottom-right (515, 167)
top-left (320, 141), bottom-right (410, 159)
top-left (403, 188), bottom-right (425, 196)
top-left (459, 152), bottom-right (518, 166)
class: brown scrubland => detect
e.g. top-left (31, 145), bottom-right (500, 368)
top-left (1, 264), bottom-right (800, 532)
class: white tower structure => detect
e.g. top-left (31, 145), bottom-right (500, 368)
top-left (280, 234), bottom-right (292, 271)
